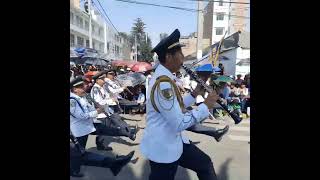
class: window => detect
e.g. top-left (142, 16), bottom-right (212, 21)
top-left (79, 18), bottom-right (83, 28)
top-left (85, 21), bottom-right (89, 30)
top-left (76, 16), bottom-right (81, 27)
top-left (86, 40), bottom-right (89, 47)
top-left (219, 1), bottom-right (223, 6)
top-left (70, 34), bottom-right (75, 47)
top-left (107, 42), bottom-right (110, 51)
top-left (93, 42), bottom-right (96, 49)
top-left (77, 36), bottom-right (84, 47)
top-left (216, 27), bottom-right (224, 35)
top-left (70, 12), bottom-right (74, 24)
top-left (217, 13), bottom-right (224, 21)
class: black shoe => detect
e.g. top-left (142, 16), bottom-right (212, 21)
top-left (214, 125), bottom-right (229, 142)
top-left (70, 171), bottom-right (84, 177)
top-left (129, 132), bottom-right (136, 141)
top-left (110, 151), bottom-right (135, 176)
top-left (129, 125), bottom-right (138, 141)
top-left (97, 145), bottom-right (113, 151)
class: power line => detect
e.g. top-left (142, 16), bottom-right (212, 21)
top-left (188, 0), bottom-right (250, 5)
top-left (94, 0), bottom-right (120, 34)
top-left (113, 0), bottom-right (250, 18)
top-left (114, 0), bottom-right (200, 12)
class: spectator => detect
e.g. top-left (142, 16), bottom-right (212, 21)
top-left (134, 86), bottom-right (146, 113)
top-left (237, 82), bottom-right (249, 112)
top-left (235, 74), bottom-right (244, 87)
top-left (229, 83), bottom-right (239, 98)
top-left (244, 73), bottom-right (250, 91)
top-left (219, 82), bottom-right (231, 102)
top-left (218, 63), bottom-right (225, 75)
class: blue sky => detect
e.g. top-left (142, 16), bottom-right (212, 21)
top-left (98, 0), bottom-right (207, 47)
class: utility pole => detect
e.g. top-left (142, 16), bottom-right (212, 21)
top-left (196, 0), bottom-right (204, 60)
top-left (88, 0), bottom-right (93, 48)
top-left (135, 35), bottom-right (138, 62)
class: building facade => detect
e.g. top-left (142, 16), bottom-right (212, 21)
top-left (70, 0), bottom-right (130, 60)
top-left (203, 0), bottom-right (250, 44)
top-left (229, 0), bottom-right (250, 34)
top-left (203, 1), bottom-right (230, 45)
top-left (180, 33), bottom-right (210, 58)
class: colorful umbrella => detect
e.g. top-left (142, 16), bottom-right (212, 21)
top-left (213, 75), bottom-right (235, 84)
top-left (131, 62), bottom-right (152, 72)
top-left (116, 72), bottom-right (146, 87)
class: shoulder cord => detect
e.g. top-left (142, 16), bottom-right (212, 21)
top-left (70, 97), bottom-right (84, 118)
top-left (150, 75), bottom-right (186, 113)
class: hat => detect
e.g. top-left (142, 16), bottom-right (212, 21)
top-left (70, 76), bottom-right (84, 89)
top-left (151, 29), bottom-right (185, 55)
top-left (92, 70), bottom-right (107, 80)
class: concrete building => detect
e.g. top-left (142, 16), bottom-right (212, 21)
top-left (203, 1), bottom-right (230, 45)
top-left (218, 31), bottom-right (250, 76)
top-left (203, 0), bottom-right (250, 44)
top-left (180, 33), bottom-right (210, 59)
top-left (229, 0), bottom-right (250, 33)
top-left (70, 0), bottom-right (130, 60)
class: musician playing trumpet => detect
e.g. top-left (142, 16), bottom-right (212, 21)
top-left (140, 29), bottom-right (219, 180)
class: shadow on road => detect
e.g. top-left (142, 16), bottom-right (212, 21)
top-left (71, 148), bottom-right (193, 180)
top-left (217, 158), bottom-right (233, 180)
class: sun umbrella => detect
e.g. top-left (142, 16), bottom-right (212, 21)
top-left (70, 49), bottom-right (78, 58)
top-left (84, 58), bottom-right (109, 66)
top-left (85, 71), bottom-right (98, 76)
top-left (131, 62), bottom-right (152, 72)
top-left (116, 72), bottom-right (146, 87)
top-left (213, 75), bottom-right (235, 84)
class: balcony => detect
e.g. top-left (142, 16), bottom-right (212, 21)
top-left (70, 24), bottom-right (89, 37)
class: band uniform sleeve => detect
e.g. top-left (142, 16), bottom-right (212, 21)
top-left (153, 82), bottom-right (209, 133)
top-left (70, 99), bottom-right (97, 119)
top-left (182, 93), bottom-right (196, 108)
top-left (107, 81), bottom-right (124, 94)
top-left (91, 87), bottom-right (108, 106)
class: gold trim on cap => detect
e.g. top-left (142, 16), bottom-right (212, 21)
top-left (168, 42), bottom-right (180, 50)
top-left (73, 81), bottom-right (84, 87)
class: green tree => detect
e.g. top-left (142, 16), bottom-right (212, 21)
top-left (129, 18), bottom-right (153, 62)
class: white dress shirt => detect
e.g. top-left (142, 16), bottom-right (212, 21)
top-left (70, 92), bottom-right (97, 137)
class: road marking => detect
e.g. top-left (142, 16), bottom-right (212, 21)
top-left (228, 135), bottom-right (250, 142)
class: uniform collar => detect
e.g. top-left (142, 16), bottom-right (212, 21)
top-left (156, 64), bottom-right (175, 79)
top-left (70, 92), bottom-right (81, 99)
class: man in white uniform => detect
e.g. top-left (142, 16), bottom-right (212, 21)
top-left (140, 29), bottom-right (219, 180)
